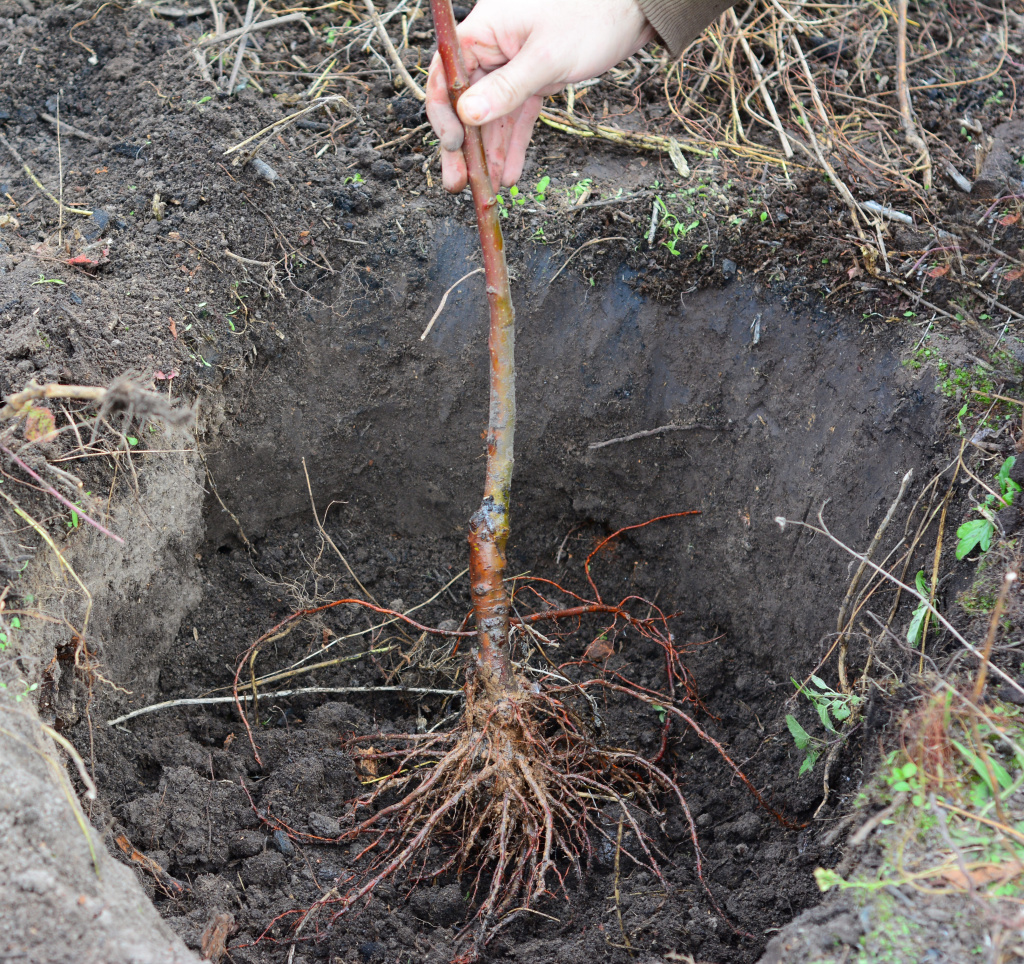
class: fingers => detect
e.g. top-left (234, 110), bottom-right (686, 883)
top-left (481, 114), bottom-right (514, 191)
top-left (455, 35), bottom-right (561, 128)
top-left (439, 98), bottom-right (539, 193)
top-left (501, 95), bottom-right (543, 186)
top-left (440, 146), bottom-right (468, 194)
top-left (425, 52), bottom-right (464, 153)
top-left (428, 50), bottom-right (468, 193)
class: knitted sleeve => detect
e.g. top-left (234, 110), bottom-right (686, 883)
top-left (636, 0), bottom-right (737, 56)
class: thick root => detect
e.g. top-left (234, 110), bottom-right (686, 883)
top-left (328, 674), bottom-right (693, 944)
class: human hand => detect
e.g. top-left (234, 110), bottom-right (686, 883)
top-left (425, 0), bottom-right (654, 193)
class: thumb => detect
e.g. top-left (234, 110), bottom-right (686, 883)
top-left (457, 39), bottom-right (560, 126)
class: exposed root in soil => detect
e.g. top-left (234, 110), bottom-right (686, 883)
top-left (230, 514), bottom-right (794, 957)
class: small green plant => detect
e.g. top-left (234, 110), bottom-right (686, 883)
top-left (956, 402), bottom-right (969, 435)
top-left (954, 739), bottom-right (1014, 806)
top-left (343, 173), bottom-right (365, 185)
top-left (907, 570), bottom-right (938, 645)
top-left (935, 359), bottom-right (998, 400)
top-left (566, 177), bottom-right (592, 203)
top-left (797, 675), bottom-right (863, 732)
top-left (655, 197), bottom-right (700, 256)
top-left (0, 678), bottom-right (39, 702)
top-left (32, 274), bottom-right (65, 286)
top-left (883, 752), bottom-right (925, 807)
top-left (785, 714), bottom-right (826, 774)
top-left (650, 703), bottom-right (667, 724)
top-left (956, 456), bottom-right (1020, 559)
top-left (0, 616), bottom-right (20, 650)
top-left (786, 676), bottom-right (864, 775)
top-left (533, 175), bottom-right (550, 204)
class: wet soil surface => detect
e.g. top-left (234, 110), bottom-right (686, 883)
top-left (0, 2), bottom-right (987, 963)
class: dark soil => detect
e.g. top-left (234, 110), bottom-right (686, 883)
top-left (0, 2), bottom-right (1016, 964)
top-left (78, 259), bottom-right (943, 964)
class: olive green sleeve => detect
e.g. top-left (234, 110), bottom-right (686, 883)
top-left (637, 0), bottom-right (737, 56)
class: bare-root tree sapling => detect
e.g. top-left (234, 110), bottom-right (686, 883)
top-left (235, 0), bottom-right (788, 952)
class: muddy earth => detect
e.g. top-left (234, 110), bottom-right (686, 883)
top-left (0, 2), bottom-right (1011, 963)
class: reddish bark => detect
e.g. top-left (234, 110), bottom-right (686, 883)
top-left (431, 0), bottom-right (517, 690)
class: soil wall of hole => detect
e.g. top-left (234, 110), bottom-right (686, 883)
top-left (73, 233), bottom-right (946, 964)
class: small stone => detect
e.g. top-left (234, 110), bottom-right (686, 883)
top-left (83, 208), bottom-right (110, 242)
top-left (722, 258), bottom-right (737, 280)
top-left (272, 830), bottom-right (295, 857)
top-left (397, 154), bottom-right (419, 172)
top-left (307, 811), bottom-right (339, 837)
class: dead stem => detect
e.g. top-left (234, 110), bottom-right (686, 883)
top-left (895, 0), bottom-right (933, 189)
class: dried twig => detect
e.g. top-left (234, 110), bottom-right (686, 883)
top-left (195, 12), bottom-right (306, 48)
top-left (364, 0), bottom-right (426, 101)
top-left (895, 0), bottom-right (933, 189)
top-left (107, 685), bottom-right (462, 727)
top-left (38, 112), bottom-right (108, 146)
top-left (0, 443), bottom-right (123, 544)
top-left (588, 423), bottom-right (711, 451)
top-left (548, 236), bottom-right (628, 286)
top-left (0, 133), bottom-right (92, 217)
top-left (835, 468), bottom-right (913, 692)
top-left (420, 267), bottom-right (483, 340)
top-left (777, 510), bottom-right (1024, 702)
top-left (226, 0), bottom-right (256, 94)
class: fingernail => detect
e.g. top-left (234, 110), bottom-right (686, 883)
top-left (459, 93), bottom-right (487, 125)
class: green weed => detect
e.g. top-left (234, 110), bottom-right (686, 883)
top-left (882, 752), bottom-right (925, 807)
top-left (786, 676), bottom-right (863, 774)
top-left (907, 570), bottom-right (938, 646)
top-left (0, 615), bottom-right (20, 650)
top-left (955, 455), bottom-right (1020, 559)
